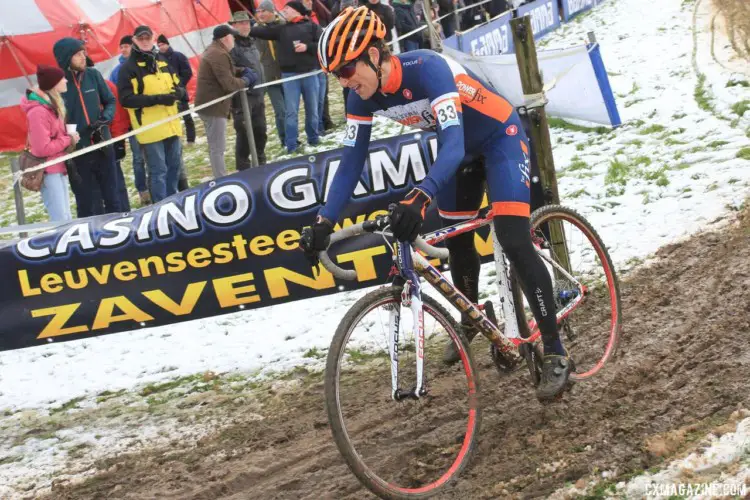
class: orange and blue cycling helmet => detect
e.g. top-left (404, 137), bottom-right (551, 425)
top-left (317, 6), bottom-right (388, 80)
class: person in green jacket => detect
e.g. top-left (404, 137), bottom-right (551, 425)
top-left (53, 37), bottom-right (125, 217)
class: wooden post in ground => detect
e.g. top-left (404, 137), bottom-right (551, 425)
top-left (239, 90), bottom-right (259, 167)
top-left (510, 16), bottom-right (570, 273)
top-left (10, 157), bottom-right (28, 238)
top-left (422, 0), bottom-right (442, 51)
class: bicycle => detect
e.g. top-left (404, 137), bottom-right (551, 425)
top-left (317, 204), bottom-right (622, 499)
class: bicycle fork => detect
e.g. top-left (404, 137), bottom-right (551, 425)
top-left (389, 242), bottom-right (426, 401)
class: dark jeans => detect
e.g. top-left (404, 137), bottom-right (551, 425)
top-left (69, 147), bottom-right (124, 217)
top-left (178, 100), bottom-right (196, 143)
top-left (115, 161), bottom-right (131, 212)
top-left (141, 136), bottom-right (182, 202)
top-left (233, 96), bottom-right (268, 169)
top-left (281, 72), bottom-right (320, 152)
top-left (267, 85), bottom-right (286, 145)
top-left (441, 15), bottom-right (457, 38)
top-left (402, 39), bottom-right (420, 52)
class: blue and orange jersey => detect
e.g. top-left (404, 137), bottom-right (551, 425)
top-left (320, 49), bottom-right (523, 222)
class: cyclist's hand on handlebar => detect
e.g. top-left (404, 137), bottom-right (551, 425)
top-left (390, 188), bottom-right (431, 242)
top-left (300, 216), bottom-right (334, 265)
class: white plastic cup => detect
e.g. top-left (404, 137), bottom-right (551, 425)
top-left (66, 124), bottom-right (77, 134)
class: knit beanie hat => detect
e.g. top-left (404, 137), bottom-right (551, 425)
top-left (37, 65), bottom-right (65, 91)
top-left (157, 34), bottom-right (169, 45)
top-left (285, 1), bottom-right (309, 16)
top-left (258, 0), bottom-right (275, 11)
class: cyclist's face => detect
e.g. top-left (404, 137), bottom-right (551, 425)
top-left (336, 47), bottom-right (379, 100)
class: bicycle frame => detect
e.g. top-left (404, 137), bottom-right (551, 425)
top-left (420, 207), bottom-right (589, 345)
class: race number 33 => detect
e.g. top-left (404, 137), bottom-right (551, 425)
top-left (434, 98), bottom-right (460, 130)
top-left (343, 121), bottom-right (359, 147)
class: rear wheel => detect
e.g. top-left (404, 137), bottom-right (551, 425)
top-left (513, 205), bottom-right (622, 381)
top-left (325, 286), bottom-right (481, 499)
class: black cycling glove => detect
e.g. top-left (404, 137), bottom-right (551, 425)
top-left (300, 216), bottom-right (334, 265)
top-left (390, 188), bottom-right (431, 242)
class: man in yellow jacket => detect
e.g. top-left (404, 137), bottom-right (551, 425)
top-left (117, 25), bottom-right (185, 202)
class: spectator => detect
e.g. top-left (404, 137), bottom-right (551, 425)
top-left (255, 1), bottom-right (287, 146)
top-left (110, 36), bottom-right (149, 206)
top-left (437, 0), bottom-right (457, 38)
top-left (394, 0), bottom-right (423, 52)
top-left (157, 34), bottom-right (196, 145)
top-left (194, 25), bottom-right (257, 178)
top-left (359, 0), bottom-right (395, 42)
top-left (331, 0), bottom-right (358, 18)
top-left (249, 1), bottom-right (322, 154)
top-left (20, 66), bottom-right (79, 222)
top-left (105, 79), bottom-right (133, 212)
top-left (53, 38), bottom-right (124, 217)
top-left (118, 25), bottom-right (185, 203)
top-left (229, 11), bottom-right (267, 168)
top-left (303, 0), bottom-right (333, 137)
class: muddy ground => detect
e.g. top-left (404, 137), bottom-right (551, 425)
top-left (42, 203), bottom-right (750, 500)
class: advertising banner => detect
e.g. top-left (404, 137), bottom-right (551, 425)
top-left (560, 0), bottom-right (596, 21)
top-left (0, 131), bottom-right (504, 352)
top-left (457, 11), bottom-right (515, 56)
top-left (516, 0), bottom-right (561, 39)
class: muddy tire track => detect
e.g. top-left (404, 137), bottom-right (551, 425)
top-left (48, 209), bottom-right (750, 499)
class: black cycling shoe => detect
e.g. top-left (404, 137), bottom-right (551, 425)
top-left (442, 323), bottom-right (480, 365)
top-left (536, 351), bottom-right (574, 403)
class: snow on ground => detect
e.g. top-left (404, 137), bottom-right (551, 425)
top-left (548, 410), bottom-right (750, 499)
top-left (0, 0), bottom-right (748, 413)
top-left (0, 0), bottom-right (749, 491)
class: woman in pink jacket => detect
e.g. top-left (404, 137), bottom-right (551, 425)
top-left (20, 65), bottom-right (80, 222)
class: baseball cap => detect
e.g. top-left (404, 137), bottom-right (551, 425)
top-left (213, 25), bottom-right (240, 40)
top-left (133, 25), bottom-right (153, 38)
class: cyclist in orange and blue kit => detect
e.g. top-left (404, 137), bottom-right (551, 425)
top-left (300, 6), bottom-right (571, 401)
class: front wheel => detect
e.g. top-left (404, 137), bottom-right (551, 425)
top-left (325, 287), bottom-right (481, 499)
top-left (514, 205), bottom-right (622, 381)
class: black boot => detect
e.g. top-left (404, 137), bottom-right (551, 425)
top-left (536, 350), bottom-right (574, 402)
top-left (442, 322), bottom-right (480, 365)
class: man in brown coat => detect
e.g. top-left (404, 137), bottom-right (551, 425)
top-left (195, 25), bottom-right (257, 178)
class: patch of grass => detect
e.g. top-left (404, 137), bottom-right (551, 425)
top-left (605, 186), bottom-right (625, 197)
top-left (672, 112), bottom-right (687, 120)
top-left (605, 158), bottom-right (633, 186)
top-left (0, 455), bottom-right (23, 466)
top-left (730, 100), bottom-right (750, 117)
top-left (95, 389), bottom-right (127, 404)
top-left (694, 74), bottom-right (712, 112)
top-left (639, 124), bottom-right (666, 135)
top-left (633, 156), bottom-right (652, 166)
top-left (737, 147), bottom-right (750, 160)
top-left (139, 374), bottom-right (204, 397)
top-left (567, 159), bottom-right (589, 171)
top-left (664, 137), bottom-right (687, 146)
top-left (726, 79), bottom-right (750, 88)
top-left (548, 118), bottom-right (609, 134)
top-left (49, 396), bottom-right (85, 415)
top-left (303, 347), bottom-right (325, 359)
top-left (627, 139), bottom-right (644, 147)
top-left (705, 182), bottom-right (718, 192)
top-left (706, 140), bottom-right (729, 149)
top-left (728, 178), bottom-right (740, 185)
top-left (568, 188), bottom-right (590, 199)
top-left (345, 348), bottom-right (388, 364)
top-left (576, 143), bottom-right (585, 151)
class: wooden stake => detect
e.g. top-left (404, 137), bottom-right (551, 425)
top-left (510, 16), bottom-right (570, 274)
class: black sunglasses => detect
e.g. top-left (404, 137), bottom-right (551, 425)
top-left (332, 60), bottom-right (358, 79)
